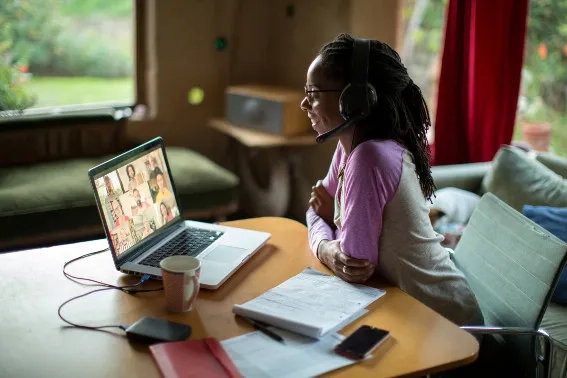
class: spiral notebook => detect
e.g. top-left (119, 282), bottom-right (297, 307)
top-left (150, 337), bottom-right (242, 378)
top-left (232, 268), bottom-right (386, 339)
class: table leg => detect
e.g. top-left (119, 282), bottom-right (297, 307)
top-left (286, 149), bottom-right (312, 221)
top-left (236, 144), bottom-right (291, 217)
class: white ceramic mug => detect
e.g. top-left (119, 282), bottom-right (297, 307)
top-left (160, 255), bottom-right (201, 312)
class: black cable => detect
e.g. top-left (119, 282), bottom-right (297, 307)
top-left (59, 248), bottom-right (163, 332)
top-left (62, 248), bottom-right (163, 294)
top-left (57, 286), bottom-right (130, 331)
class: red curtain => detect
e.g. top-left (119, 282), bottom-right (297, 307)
top-left (433, 0), bottom-right (529, 165)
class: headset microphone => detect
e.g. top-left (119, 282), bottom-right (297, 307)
top-left (315, 115), bottom-right (363, 144)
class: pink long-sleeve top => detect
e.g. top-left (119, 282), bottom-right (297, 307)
top-left (307, 140), bottom-right (403, 265)
top-left (306, 139), bottom-right (484, 326)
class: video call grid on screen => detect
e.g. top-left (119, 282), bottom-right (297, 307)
top-left (93, 147), bottom-right (181, 256)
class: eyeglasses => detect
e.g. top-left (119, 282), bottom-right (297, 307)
top-left (304, 86), bottom-right (342, 100)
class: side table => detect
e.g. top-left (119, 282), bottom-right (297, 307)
top-left (208, 118), bottom-right (316, 218)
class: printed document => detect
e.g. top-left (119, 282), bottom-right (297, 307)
top-left (222, 329), bottom-right (364, 378)
top-left (232, 268), bottom-right (386, 339)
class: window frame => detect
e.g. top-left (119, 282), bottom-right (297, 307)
top-left (0, 0), bottom-right (150, 124)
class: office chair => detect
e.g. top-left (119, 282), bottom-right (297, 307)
top-left (451, 193), bottom-right (567, 378)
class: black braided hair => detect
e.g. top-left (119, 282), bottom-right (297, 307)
top-left (318, 33), bottom-right (436, 201)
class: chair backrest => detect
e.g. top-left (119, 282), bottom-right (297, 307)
top-left (454, 193), bottom-right (567, 329)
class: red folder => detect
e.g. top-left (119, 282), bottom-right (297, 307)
top-left (149, 337), bottom-right (243, 378)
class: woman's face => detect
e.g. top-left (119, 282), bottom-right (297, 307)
top-left (113, 201), bottom-right (123, 216)
top-left (300, 55), bottom-right (344, 136)
top-left (160, 203), bottom-right (167, 216)
top-left (127, 166), bottom-right (134, 178)
top-left (157, 174), bottom-right (165, 190)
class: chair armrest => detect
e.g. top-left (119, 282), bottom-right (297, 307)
top-left (461, 326), bottom-right (550, 338)
top-left (431, 162), bottom-right (492, 192)
top-left (462, 326), bottom-right (552, 377)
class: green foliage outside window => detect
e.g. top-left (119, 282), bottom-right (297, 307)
top-left (1, 0), bottom-right (133, 112)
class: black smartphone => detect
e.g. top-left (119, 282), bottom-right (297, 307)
top-left (334, 325), bottom-right (390, 360)
top-left (125, 316), bottom-right (192, 344)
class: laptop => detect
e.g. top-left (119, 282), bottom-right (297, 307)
top-left (88, 137), bottom-right (271, 290)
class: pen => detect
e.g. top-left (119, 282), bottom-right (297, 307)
top-left (238, 315), bottom-right (285, 343)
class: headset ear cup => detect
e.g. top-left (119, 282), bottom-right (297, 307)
top-left (339, 83), bottom-right (354, 120)
top-left (339, 83), bottom-right (378, 120)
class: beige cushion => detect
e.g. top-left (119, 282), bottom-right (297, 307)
top-left (537, 152), bottom-right (567, 179)
top-left (481, 146), bottom-right (567, 212)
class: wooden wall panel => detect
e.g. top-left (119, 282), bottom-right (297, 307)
top-left (1, 0), bottom-right (402, 215)
top-left (0, 119), bottom-right (128, 167)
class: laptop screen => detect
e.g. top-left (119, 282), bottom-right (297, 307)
top-left (92, 146), bottom-right (181, 256)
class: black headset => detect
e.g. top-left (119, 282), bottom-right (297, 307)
top-left (316, 37), bottom-right (378, 143)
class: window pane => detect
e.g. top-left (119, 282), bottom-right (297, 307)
top-left (399, 0), bottom-right (448, 144)
top-left (514, 0), bottom-right (567, 157)
top-left (0, 0), bottom-right (134, 114)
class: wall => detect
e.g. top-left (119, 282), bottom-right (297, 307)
top-left (127, 0), bottom-right (401, 217)
top-left (0, 0), bottom-right (401, 216)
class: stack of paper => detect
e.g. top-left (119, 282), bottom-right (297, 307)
top-left (232, 267), bottom-right (386, 339)
top-left (221, 329), bottom-right (362, 378)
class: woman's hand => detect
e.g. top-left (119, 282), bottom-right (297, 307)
top-left (318, 240), bottom-right (375, 283)
top-left (309, 180), bottom-right (335, 228)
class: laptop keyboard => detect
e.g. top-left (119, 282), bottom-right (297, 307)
top-left (140, 227), bottom-right (224, 268)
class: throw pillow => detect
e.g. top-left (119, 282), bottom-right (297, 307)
top-left (481, 145), bottom-right (567, 212)
top-left (523, 205), bottom-right (567, 305)
top-left (536, 152), bottom-right (567, 179)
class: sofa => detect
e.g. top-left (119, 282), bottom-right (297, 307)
top-left (431, 145), bottom-right (567, 377)
top-left (0, 120), bottom-right (240, 252)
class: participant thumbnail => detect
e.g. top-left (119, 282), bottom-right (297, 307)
top-left (156, 196), bottom-right (179, 228)
top-left (133, 207), bottom-right (158, 241)
top-left (128, 183), bottom-right (154, 217)
top-left (118, 159), bottom-right (150, 193)
top-left (94, 170), bottom-right (124, 204)
top-left (110, 223), bottom-right (136, 255)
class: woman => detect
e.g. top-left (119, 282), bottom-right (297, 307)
top-left (141, 219), bottom-right (154, 238)
top-left (303, 34), bottom-right (483, 326)
top-left (154, 173), bottom-right (173, 203)
top-left (160, 202), bottom-right (173, 225)
top-left (112, 199), bottom-right (131, 228)
top-left (126, 164), bottom-right (138, 192)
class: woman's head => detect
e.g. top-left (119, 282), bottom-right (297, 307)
top-left (126, 164), bottom-right (136, 179)
top-left (104, 175), bottom-right (113, 194)
top-left (160, 202), bottom-right (170, 217)
top-left (302, 33), bottom-right (435, 200)
top-left (112, 200), bottom-right (123, 217)
top-left (156, 173), bottom-right (166, 190)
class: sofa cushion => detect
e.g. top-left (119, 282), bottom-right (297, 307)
top-left (536, 152), bottom-right (567, 179)
top-left (0, 147), bottom-right (239, 250)
top-left (522, 205), bottom-right (567, 305)
top-left (481, 146), bottom-right (567, 212)
top-left (431, 161), bottom-right (491, 193)
top-left (0, 147), bottom-right (238, 217)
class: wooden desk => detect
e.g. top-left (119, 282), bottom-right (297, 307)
top-left (0, 217), bottom-right (478, 378)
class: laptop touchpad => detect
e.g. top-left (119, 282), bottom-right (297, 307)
top-left (202, 245), bottom-right (246, 263)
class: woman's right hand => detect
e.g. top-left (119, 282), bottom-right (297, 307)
top-left (309, 180), bottom-right (335, 228)
top-left (318, 240), bottom-right (375, 283)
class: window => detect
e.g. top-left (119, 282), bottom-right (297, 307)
top-left (398, 0), bottom-right (448, 144)
top-left (0, 0), bottom-right (135, 118)
top-left (514, 0), bottom-right (567, 157)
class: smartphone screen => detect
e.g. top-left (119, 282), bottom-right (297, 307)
top-left (334, 325), bottom-right (390, 360)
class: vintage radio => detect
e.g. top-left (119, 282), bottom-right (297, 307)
top-left (225, 85), bottom-right (312, 136)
